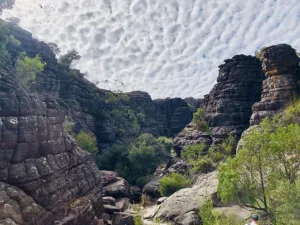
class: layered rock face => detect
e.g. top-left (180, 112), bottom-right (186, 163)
top-left (6, 22), bottom-right (192, 152)
top-left (251, 44), bottom-right (300, 125)
top-left (205, 55), bottom-right (264, 143)
top-left (0, 62), bottom-right (103, 224)
top-left (174, 55), bottom-right (264, 154)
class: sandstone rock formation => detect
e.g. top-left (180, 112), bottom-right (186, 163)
top-left (205, 55), bottom-right (264, 143)
top-left (174, 55), bottom-right (264, 154)
top-left (0, 61), bottom-right (103, 224)
top-left (251, 44), bottom-right (300, 125)
top-left (173, 122), bottom-right (212, 156)
top-left (6, 21), bottom-right (192, 152)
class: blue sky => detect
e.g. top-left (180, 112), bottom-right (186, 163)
top-left (2, 0), bottom-right (300, 98)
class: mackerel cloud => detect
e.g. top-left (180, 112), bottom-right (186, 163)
top-left (2, 0), bottom-right (300, 98)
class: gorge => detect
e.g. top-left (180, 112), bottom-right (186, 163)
top-left (0, 19), bottom-right (300, 225)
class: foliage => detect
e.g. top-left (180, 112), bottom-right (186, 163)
top-left (159, 173), bottom-right (191, 197)
top-left (182, 143), bottom-right (213, 173)
top-left (16, 55), bottom-right (46, 86)
top-left (0, 21), bottom-right (21, 59)
top-left (58, 49), bottom-right (81, 68)
top-left (199, 200), bottom-right (240, 225)
top-left (47, 42), bottom-right (61, 55)
top-left (192, 108), bottom-right (209, 132)
top-left (63, 117), bottom-right (74, 135)
top-left (75, 131), bottom-right (98, 153)
top-left (96, 133), bottom-right (172, 187)
top-left (218, 103), bottom-right (300, 224)
top-left (126, 133), bottom-right (172, 185)
top-left (133, 204), bottom-right (143, 225)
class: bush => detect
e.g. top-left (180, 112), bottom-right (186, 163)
top-left (199, 200), bottom-right (240, 225)
top-left (59, 49), bottom-right (81, 68)
top-left (218, 112), bottom-right (300, 224)
top-left (75, 131), bottom-right (98, 153)
top-left (159, 173), bottom-right (191, 197)
top-left (96, 134), bottom-right (172, 187)
top-left (16, 55), bottom-right (46, 86)
top-left (126, 133), bottom-right (172, 186)
top-left (182, 143), bottom-right (213, 172)
top-left (193, 108), bottom-right (209, 132)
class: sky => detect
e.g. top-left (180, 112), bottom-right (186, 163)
top-left (1, 0), bottom-right (300, 99)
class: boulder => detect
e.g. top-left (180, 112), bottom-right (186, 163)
top-left (154, 171), bottom-right (218, 225)
top-left (100, 171), bottom-right (119, 186)
top-left (212, 205), bottom-right (251, 223)
top-left (103, 196), bottom-right (116, 206)
top-left (116, 198), bottom-right (131, 212)
top-left (103, 205), bottom-right (121, 215)
top-left (112, 212), bottom-right (134, 225)
top-left (103, 177), bottom-right (129, 197)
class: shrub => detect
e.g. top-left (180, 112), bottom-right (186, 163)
top-left (193, 108), bottom-right (209, 132)
top-left (59, 49), bottom-right (81, 68)
top-left (63, 117), bottom-right (74, 135)
top-left (75, 131), bottom-right (98, 153)
top-left (218, 115), bottom-right (300, 224)
top-left (199, 200), bottom-right (240, 225)
top-left (15, 55), bottom-right (46, 86)
top-left (182, 143), bottom-right (213, 172)
top-left (126, 133), bottom-right (172, 186)
top-left (133, 204), bottom-right (143, 225)
top-left (159, 173), bottom-right (191, 197)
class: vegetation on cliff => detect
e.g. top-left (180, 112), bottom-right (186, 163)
top-left (218, 101), bottom-right (300, 224)
top-left (192, 107), bottom-right (209, 132)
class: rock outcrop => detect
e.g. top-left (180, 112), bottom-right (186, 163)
top-left (173, 122), bottom-right (212, 156)
top-left (205, 55), bottom-right (264, 143)
top-left (251, 44), bottom-right (300, 125)
top-left (0, 60), bottom-right (103, 224)
top-left (174, 55), bottom-right (264, 154)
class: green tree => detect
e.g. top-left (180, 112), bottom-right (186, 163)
top-left (193, 108), bottom-right (209, 132)
top-left (126, 133), bottom-right (172, 186)
top-left (75, 131), bottom-right (98, 153)
top-left (16, 55), bottom-right (46, 86)
top-left (159, 173), bottom-right (191, 197)
top-left (59, 49), bottom-right (81, 68)
top-left (218, 116), bottom-right (300, 224)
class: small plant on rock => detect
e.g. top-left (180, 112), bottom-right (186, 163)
top-left (159, 173), bottom-right (191, 197)
top-left (193, 108), bottom-right (209, 132)
top-left (15, 54), bottom-right (46, 86)
top-left (75, 131), bottom-right (98, 153)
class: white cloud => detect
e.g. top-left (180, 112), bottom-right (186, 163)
top-left (1, 0), bottom-right (300, 99)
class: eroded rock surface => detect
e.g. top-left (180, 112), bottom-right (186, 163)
top-left (173, 55), bottom-right (264, 155)
top-left (0, 61), bottom-right (103, 224)
top-left (205, 55), bottom-right (264, 143)
top-left (251, 44), bottom-right (300, 125)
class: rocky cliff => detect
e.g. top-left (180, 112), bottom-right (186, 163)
top-left (174, 55), bottom-right (264, 154)
top-left (0, 20), bottom-right (193, 224)
top-left (0, 58), bottom-right (103, 224)
top-left (251, 44), bottom-right (300, 125)
top-left (5, 22), bottom-right (192, 152)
